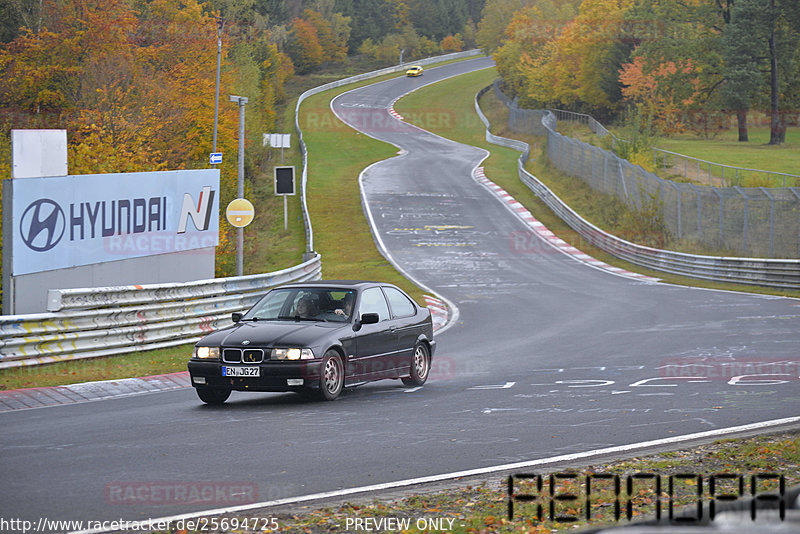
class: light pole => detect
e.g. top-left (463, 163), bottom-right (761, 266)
top-left (229, 95), bottom-right (248, 276)
top-left (212, 17), bottom-right (223, 153)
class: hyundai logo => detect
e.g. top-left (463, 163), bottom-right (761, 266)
top-left (20, 198), bottom-right (65, 252)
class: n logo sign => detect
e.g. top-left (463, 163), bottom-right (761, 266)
top-left (178, 186), bottom-right (216, 233)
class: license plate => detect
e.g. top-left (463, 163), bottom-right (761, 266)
top-left (222, 366), bottom-right (260, 377)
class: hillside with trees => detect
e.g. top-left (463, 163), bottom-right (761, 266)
top-left (0, 0), bottom-right (485, 279)
top-left (479, 0), bottom-right (800, 144)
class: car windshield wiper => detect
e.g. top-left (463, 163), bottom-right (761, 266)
top-left (277, 315), bottom-right (328, 322)
top-left (239, 316), bottom-right (281, 322)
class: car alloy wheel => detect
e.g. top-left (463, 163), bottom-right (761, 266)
top-left (402, 343), bottom-right (430, 386)
top-left (318, 350), bottom-right (344, 401)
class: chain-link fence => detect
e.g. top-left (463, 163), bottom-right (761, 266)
top-left (652, 147), bottom-right (800, 187)
top-left (494, 83), bottom-right (800, 258)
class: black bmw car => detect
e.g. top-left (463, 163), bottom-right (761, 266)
top-left (188, 281), bottom-right (436, 403)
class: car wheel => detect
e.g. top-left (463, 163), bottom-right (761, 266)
top-left (195, 387), bottom-right (231, 405)
top-left (401, 343), bottom-right (430, 387)
top-left (317, 350), bottom-right (344, 401)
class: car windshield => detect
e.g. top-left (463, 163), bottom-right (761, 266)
top-left (243, 288), bottom-right (356, 323)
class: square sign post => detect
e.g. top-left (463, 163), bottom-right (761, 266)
top-left (263, 133), bottom-right (291, 163)
top-left (274, 166), bottom-right (295, 230)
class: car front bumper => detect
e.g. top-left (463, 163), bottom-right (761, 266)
top-left (188, 359), bottom-right (323, 392)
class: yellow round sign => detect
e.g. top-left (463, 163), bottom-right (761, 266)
top-left (226, 198), bottom-right (255, 228)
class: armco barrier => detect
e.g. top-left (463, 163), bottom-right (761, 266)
top-left (0, 255), bottom-right (322, 369)
top-left (475, 85), bottom-right (800, 289)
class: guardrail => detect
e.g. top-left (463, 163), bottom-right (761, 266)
top-left (295, 49), bottom-right (485, 255)
top-left (0, 255), bottom-right (322, 369)
top-left (475, 85), bottom-right (800, 289)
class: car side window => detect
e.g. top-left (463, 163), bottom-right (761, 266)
top-left (383, 287), bottom-right (416, 318)
top-left (358, 287), bottom-right (390, 322)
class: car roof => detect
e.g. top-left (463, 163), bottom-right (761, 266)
top-left (279, 280), bottom-right (382, 290)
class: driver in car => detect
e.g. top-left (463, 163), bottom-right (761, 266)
top-left (294, 296), bottom-right (319, 318)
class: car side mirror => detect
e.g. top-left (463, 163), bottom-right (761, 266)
top-left (360, 313), bottom-right (379, 325)
top-left (353, 312), bottom-right (379, 331)
top-left (231, 312), bottom-right (242, 323)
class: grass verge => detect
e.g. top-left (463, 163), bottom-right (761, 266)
top-left (0, 344), bottom-right (194, 390)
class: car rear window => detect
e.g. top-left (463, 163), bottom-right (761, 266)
top-left (383, 287), bottom-right (415, 318)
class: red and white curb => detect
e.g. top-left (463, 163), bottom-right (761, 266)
top-left (0, 372), bottom-right (191, 413)
top-left (423, 295), bottom-right (449, 332)
top-left (473, 167), bottom-right (660, 283)
top-left (388, 96), bottom-right (404, 121)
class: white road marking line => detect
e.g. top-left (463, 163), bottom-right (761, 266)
top-left (469, 381), bottom-right (516, 390)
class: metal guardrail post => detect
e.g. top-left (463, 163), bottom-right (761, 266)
top-left (792, 188), bottom-right (800, 257)
top-left (735, 186), bottom-right (749, 253)
top-left (687, 183), bottom-right (702, 240)
top-left (760, 187), bottom-right (776, 257)
top-left (712, 187), bottom-right (723, 247)
top-left (669, 181), bottom-right (682, 239)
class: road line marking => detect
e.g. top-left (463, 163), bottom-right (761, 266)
top-left (469, 381), bottom-right (516, 390)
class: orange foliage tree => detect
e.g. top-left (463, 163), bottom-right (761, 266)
top-left (513, 0), bottom-right (633, 113)
top-left (441, 34), bottom-right (464, 52)
top-left (618, 55), bottom-right (703, 134)
top-left (286, 17), bottom-right (324, 74)
top-left (302, 9), bottom-right (349, 63)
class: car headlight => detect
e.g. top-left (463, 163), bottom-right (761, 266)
top-left (271, 348), bottom-right (315, 360)
top-left (194, 346), bottom-right (220, 360)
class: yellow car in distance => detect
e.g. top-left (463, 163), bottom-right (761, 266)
top-left (405, 65), bottom-right (423, 77)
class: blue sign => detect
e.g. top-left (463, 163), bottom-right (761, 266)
top-left (209, 152), bottom-right (223, 165)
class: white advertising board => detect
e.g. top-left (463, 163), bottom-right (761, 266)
top-left (11, 129), bottom-right (68, 179)
top-left (11, 169), bottom-right (220, 276)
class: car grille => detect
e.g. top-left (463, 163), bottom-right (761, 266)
top-left (222, 348), bottom-right (265, 363)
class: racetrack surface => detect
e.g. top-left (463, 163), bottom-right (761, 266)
top-left (2, 57), bottom-right (799, 528)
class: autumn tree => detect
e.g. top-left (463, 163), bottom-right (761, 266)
top-left (720, 0), bottom-right (761, 141)
top-left (302, 8), bottom-right (350, 63)
top-left (334, 0), bottom-right (403, 50)
top-left (441, 34), bottom-right (465, 52)
top-left (476, 0), bottom-right (528, 52)
top-left (286, 16), bottom-right (324, 73)
top-left (408, 0), bottom-right (470, 40)
top-left (490, 0), bottom-right (580, 106)
top-left (721, 0), bottom-right (800, 145)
